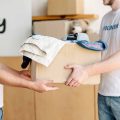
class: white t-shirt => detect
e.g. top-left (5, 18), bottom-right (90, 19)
top-left (0, 85), bottom-right (3, 108)
top-left (99, 9), bottom-right (120, 96)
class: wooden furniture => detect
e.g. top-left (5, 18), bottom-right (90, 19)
top-left (32, 14), bottom-right (98, 21)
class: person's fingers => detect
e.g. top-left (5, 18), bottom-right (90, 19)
top-left (75, 83), bottom-right (80, 87)
top-left (68, 79), bottom-right (77, 87)
top-left (33, 81), bottom-right (59, 93)
top-left (21, 70), bottom-right (31, 77)
top-left (24, 70), bottom-right (31, 77)
top-left (64, 64), bottom-right (75, 69)
top-left (72, 82), bottom-right (80, 87)
top-left (24, 76), bottom-right (31, 80)
top-left (65, 76), bottom-right (73, 86)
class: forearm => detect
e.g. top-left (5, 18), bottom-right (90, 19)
top-left (0, 64), bottom-right (33, 89)
top-left (86, 50), bottom-right (120, 76)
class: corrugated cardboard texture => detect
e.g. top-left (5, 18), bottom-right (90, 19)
top-left (33, 20), bottom-right (72, 39)
top-left (35, 85), bottom-right (95, 120)
top-left (32, 43), bottom-right (101, 84)
top-left (48, 0), bottom-right (84, 15)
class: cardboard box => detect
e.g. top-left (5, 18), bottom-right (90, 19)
top-left (33, 20), bottom-right (72, 39)
top-left (31, 43), bottom-right (101, 85)
top-left (47, 0), bottom-right (84, 15)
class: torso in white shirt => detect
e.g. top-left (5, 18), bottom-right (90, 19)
top-left (99, 9), bottom-right (120, 96)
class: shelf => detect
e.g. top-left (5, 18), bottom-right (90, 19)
top-left (32, 14), bottom-right (98, 21)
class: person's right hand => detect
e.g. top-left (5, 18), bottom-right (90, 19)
top-left (64, 64), bottom-right (89, 87)
top-left (31, 80), bottom-right (59, 93)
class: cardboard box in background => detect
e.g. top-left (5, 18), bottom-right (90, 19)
top-left (32, 43), bottom-right (101, 85)
top-left (47, 0), bottom-right (84, 15)
top-left (33, 20), bottom-right (72, 39)
top-left (33, 20), bottom-right (100, 41)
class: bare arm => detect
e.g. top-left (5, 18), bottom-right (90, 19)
top-left (86, 50), bottom-right (120, 76)
top-left (0, 63), bottom-right (58, 92)
top-left (65, 50), bottom-right (120, 87)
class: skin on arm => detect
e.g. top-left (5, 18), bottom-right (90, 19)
top-left (65, 50), bottom-right (120, 87)
top-left (0, 63), bottom-right (58, 92)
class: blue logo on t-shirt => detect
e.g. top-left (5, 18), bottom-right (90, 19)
top-left (103, 24), bottom-right (120, 31)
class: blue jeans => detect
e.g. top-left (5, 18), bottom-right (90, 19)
top-left (98, 94), bottom-right (120, 120)
top-left (0, 108), bottom-right (3, 120)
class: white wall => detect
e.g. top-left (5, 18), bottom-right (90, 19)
top-left (0, 0), bottom-right (31, 56)
top-left (32, 0), bottom-right (111, 33)
top-left (84, 0), bottom-right (111, 33)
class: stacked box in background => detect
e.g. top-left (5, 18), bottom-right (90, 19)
top-left (47, 0), bottom-right (97, 15)
top-left (33, 20), bottom-right (72, 39)
top-left (47, 0), bottom-right (84, 15)
top-left (33, 20), bottom-right (99, 41)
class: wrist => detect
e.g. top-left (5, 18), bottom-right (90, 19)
top-left (84, 64), bottom-right (96, 77)
top-left (27, 81), bottom-right (35, 90)
top-left (20, 79), bottom-right (34, 90)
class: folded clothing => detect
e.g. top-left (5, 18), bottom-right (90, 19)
top-left (76, 40), bottom-right (107, 51)
top-left (63, 33), bottom-right (107, 51)
top-left (19, 34), bottom-right (65, 67)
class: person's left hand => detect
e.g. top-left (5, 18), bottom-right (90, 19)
top-left (64, 64), bottom-right (89, 87)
